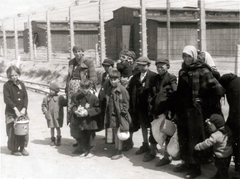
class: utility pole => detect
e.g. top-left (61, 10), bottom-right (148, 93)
top-left (140, 0), bottom-right (147, 57)
top-left (28, 13), bottom-right (34, 60)
top-left (46, 9), bottom-right (52, 62)
top-left (2, 20), bottom-right (7, 58)
top-left (99, 0), bottom-right (106, 64)
top-left (69, 5), bottom-right (75, 59)
top-left (198, 0), bottom-right (206, 51)
top-left (13, 17), bottom-right (19, 59)
top-left (166, 0), bottom-right (171, 59)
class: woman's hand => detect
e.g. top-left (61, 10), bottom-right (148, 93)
top-left (20, 108), bottom-right (26, 115)
top-left (13, 107), bottom-right (21, 117)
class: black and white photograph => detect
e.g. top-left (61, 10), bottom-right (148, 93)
top-left (0, 0), bottom-right (239, 178)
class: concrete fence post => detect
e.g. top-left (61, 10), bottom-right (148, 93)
top-left (235, 44), bottom-right (240, 76)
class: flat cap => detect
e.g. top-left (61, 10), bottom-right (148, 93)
top-left (102, 59), bottom-right (114, 67)
top-left (136, 57), bottom-right (151, 65)
top-left (155, 58), bottom-right (170, 66)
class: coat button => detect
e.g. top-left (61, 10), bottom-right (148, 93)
top-left (18, 98), bottom-right (21, 101)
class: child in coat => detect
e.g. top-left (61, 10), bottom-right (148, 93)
top-left (3, 65), bottom-right (30, 156)
top-left (104, 68), bottom-right (131, 160)
top-left (72, 79), bottom-right (101, 158)
top-left (194, 114), bottom-right (233, 179)
top-left (42, 83), bottom-right (67, 146)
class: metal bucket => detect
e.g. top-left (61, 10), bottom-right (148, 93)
top-left (14, 120), bottom-right (29, 136)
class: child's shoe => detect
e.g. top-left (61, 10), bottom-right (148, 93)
top-left (11, 150), bottom-right (22, 156)
top-left (111, 150), bottom-right (123, 160)
top-left (50, 137), bottom-right (55, 146)
top-left (20, 147), bottom-right (29, 156)
top-left (56, 135), bottom-right (61, 146)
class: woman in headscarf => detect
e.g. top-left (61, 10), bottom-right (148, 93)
top-left (170, 45), bottom-right (225, 179)
top-left (197, 51), bottom-right (221, 81)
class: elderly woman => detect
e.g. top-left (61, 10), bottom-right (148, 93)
top-left (65, 46), bottom-right (97, 154)
top-left (171, 45), bottom-right (225, 179)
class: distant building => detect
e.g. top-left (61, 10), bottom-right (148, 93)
top-left (0, 31), bottom-right (24, 49)
top-left (105, 7), bottom-right (240, 60)
top-left (23, 20), bottom-right (99, 53)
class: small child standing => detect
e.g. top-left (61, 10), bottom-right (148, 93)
top-left (71, 79), bottom-right (101, 158)
top-left (104, 68), bottom-right (131, 160)
top-left (42, 83), bottom-right (67, 146)
top-left (194, 114), bottom-right (233, 179)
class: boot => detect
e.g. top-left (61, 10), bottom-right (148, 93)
top-left (135, 142), bottom-right (150, 155)
top-left (56, 135), bottom-right (61, 146)
top-left (20, 147), bottom-right (29, 156)
top-left (50, 137), bottom-right (55, 146)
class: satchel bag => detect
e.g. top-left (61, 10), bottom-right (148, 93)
top-left (151, 114), bottom-right (166, 147)
top-left (167, 129), bottom-right (180, 158)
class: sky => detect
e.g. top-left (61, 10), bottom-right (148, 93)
top-left (0, 0), bottom-right (239, 30)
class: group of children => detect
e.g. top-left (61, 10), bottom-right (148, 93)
top-left (3, 47), bottom-right (239, 179)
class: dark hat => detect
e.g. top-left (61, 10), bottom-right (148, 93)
top-left (72, 46), bottom-right (84, 52)
top-left (155, 58), bottom-right (170, 67)
top-left (102, 59), bottom-right (114, 67)
top-left (49, 83), bottom-right (60, 93)
top-left (136, 57), bottom-right (151, 65)
top-left (210, 114), bottom-right (225, 129)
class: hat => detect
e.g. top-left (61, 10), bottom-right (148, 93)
top-left (119, 50), bottom-right (136, 60)
top-left (210, 114), bottom-right (225, 129)
top-left (102, 59), bottom-right (114, 67)
top-left (136, 57), bottom-right (151, 65)
top-left (72, 46), bottom-right (84, 52)
top-left (155, 58), bottom-right (170, 66)
top-left (49, 83), bottom-right (60, 93)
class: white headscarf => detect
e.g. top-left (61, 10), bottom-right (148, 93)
top-left (182, 45), bottom-right (198, 62)
top-left (202, 51), bottom-right (216, 68)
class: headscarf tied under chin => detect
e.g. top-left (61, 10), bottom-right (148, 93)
top-left (182, 45), bottom-right (198, 62)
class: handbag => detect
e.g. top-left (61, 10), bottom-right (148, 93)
top-left (167, 129), bottom-right (180, 158)
top-left (160, 118), bottom-right (176, 136)
top-left (151, 114), bottom-right (166, 147)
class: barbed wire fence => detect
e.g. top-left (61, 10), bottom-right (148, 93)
top-left (0, 0), bottom-right (239, 76)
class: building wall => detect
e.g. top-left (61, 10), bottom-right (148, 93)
top-left (75, 31), bottom-right (98, 51)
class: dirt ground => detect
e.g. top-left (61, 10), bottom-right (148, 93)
top-left (0, 84), bottom-right (238, 179)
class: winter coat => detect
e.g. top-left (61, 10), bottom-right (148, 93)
top-left (3, 80), bottom-right (28, 117)
top-left (42, 94), bottom-right (67, 128)
top-left (105, 83), bottom-right (131, 131)
top-left (71, 91), bottom-right (101, 131)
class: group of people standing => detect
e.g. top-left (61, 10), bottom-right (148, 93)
top-left (3, 44), bottom-right (240, 179)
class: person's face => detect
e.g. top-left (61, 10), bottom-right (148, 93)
top-left (182, 53), bottom-right (194, 66)
top-left (74, 50), bottom-right (84, 61)
top-left (138, 64), bottom-right (149, 73)
top-left (156, 63), bottom-right (168, 76)
top-left (49, 89), bottom-right (57, 95)
top-left (109, 77), bottom-right (120, 87)
top-left (9, 70), bottom-right (19, 83)
top-left (103, 64), bottom-right (112, 73)
top-left (120, 55), bottom-right (132, 63)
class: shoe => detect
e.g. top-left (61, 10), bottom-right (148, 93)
top-left (72, 149), bottom-right (84, 155)
top-left (122, 141), bottom-right (134, 151)
top-left (11, 151), bottom-right (22, 156)
top-left (20, 148), bottom-right (29, 156)
top-left (155, 158), bottom-right (171, 167)
top-left (72, 143), bottom-right (78, 147)
top-left (135, 142), bottom-right (150, 155)
top-left (174, 163), bottom-right (189, 173)
top-left (50, 137), bottom-right (56, 146)
top-left (85, 152), bottom-right (94, 158)
top-left (185, 169), bottom-right (201, 179)
top-left (143, 153), bottom-right (156, 162)
top-left (79, 152), bottom-right (87, 157)
top-left (111, 150), bottom-right (118, 158)
top-left (55, 135), bottom-right (61, 146)
top-left (111, 154), bottom-right (123, 160)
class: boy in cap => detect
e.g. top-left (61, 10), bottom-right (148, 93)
top-left (104, 68), bottom-right (131, 160)
top-left (126, 57), bottom-right (157, 154)
top-left (101, 58), bottom-right (114, 86)
top-left (42, 83), bottom-right (67, 146)
top-left (195, 114), bottom-right (233, 179)
top-left (144, 58), bottom-right (177, 164)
